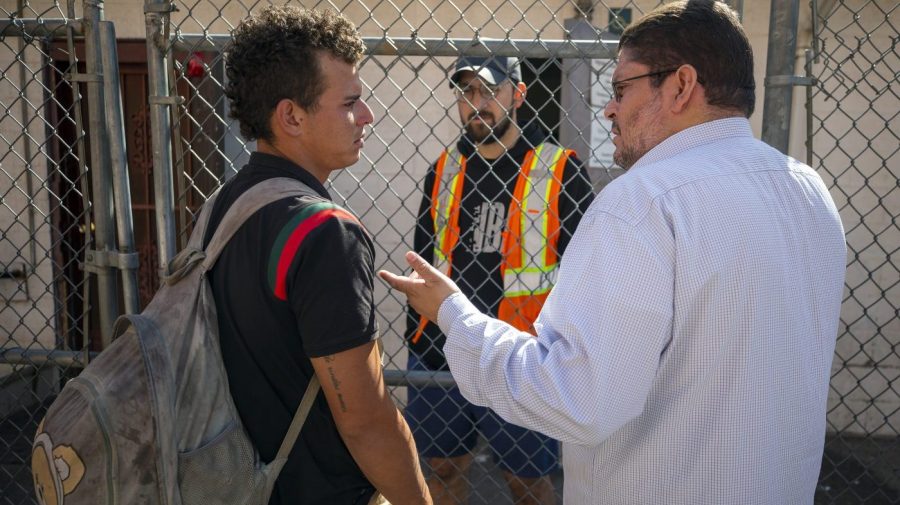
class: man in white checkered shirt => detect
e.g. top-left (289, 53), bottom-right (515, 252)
top-left (381, 1), bottom-right (847, 503)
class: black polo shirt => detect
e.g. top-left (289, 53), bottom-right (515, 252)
top-left (204, 152), bottom-right (378, 505)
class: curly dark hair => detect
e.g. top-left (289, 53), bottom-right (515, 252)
top-left (620, 0), bottom-right (755, 117)
top-left (224, 6), bottom-right (365, 141)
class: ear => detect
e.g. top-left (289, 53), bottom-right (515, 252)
top-left (271, 98), bottom-right (305, 138)
top-left (513, 81), bottom-right (527, 109)
top-left (670, 64), bottom-right (700, 113)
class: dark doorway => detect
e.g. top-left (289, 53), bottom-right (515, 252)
top-left (520, 58), bottom-right (563, 143)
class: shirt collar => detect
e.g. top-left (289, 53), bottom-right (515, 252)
top-left (631, 117), bottom-right (754, 171)
top-left (248, 151), bottom-right (331, 200)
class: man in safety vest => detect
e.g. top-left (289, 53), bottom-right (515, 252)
top-left (404, 56), bottom-right (594, 505)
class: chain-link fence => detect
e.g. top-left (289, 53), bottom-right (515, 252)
top-left (0, 3), bottom-right (95, 504)
top-left (811, 1), bottom-right (899, 503)
top-left (1, 0), bottom-right (897, 503)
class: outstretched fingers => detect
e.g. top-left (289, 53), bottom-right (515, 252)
top-left (377, 268), bottom-right (412, 292)
top-left (378, 251), bottom-right (461, 324)
top-left (377, 253), bottom-right (427, 293)
top-left (376, 252), bottom-right (436, 293)
top-left (404, 252), bottom-right (438, 282)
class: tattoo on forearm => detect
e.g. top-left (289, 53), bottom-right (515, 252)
top-left (326, 364), bottom-right (348, 412)
top-left (327, 366), bottom-right (341, 390)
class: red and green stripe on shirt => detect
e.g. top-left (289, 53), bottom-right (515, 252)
top-left (267, 201), bottom-right (361, 301)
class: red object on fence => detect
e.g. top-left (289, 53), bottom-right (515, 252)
top-left (186, 53), bottom-right (205, 78)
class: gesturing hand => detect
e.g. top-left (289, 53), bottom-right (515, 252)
top-left (378, 251), bottom-right (461, 324)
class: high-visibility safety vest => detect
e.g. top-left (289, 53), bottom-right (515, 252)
top-left (412, 142), bottom-right (575, 343)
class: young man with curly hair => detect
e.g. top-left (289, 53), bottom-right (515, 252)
top-left (212, 7), bottom-right (431, 505)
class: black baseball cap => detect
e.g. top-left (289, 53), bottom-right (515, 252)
top-left (450, 56), bottom-right (522, 88)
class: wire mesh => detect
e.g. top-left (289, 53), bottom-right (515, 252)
top-left (811, 1), bottom-right (899, 502)
top-left (0, 3), bottom-right (95, 503)
top-left (0, 0), bottom-right (896, 504)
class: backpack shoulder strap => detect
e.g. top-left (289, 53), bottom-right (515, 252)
top-left (203, 175), bottom-right (326, 472)
top-left (274, 375), bottom-right (321, 463)
top-left (201, 177), bottom-right (320, 271)
top-left (185, 190), bottom-right (221, 251)
top-left (272, 335), bottom-right (383, 465)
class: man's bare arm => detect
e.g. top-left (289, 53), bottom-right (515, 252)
top-left (311, 341), bottom-right (431, 505)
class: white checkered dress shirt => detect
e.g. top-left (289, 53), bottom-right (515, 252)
top-left (440, 117), bottom-right (846, 504)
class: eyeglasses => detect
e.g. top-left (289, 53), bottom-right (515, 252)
top-left (454, 81), bottom-right (504, 102)
top-left (611, 68), bottom-right (679, 103)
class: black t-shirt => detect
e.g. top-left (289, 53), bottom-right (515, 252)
top-left (204, 152), bottom-right (378, 505)
top-left (406, 124), bottom-right (595, 370)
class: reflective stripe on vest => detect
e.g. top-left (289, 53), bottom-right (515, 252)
top-left (432, 150), bottom-right (466, 275)
top-left (411, 142), bottom-right (571, 342)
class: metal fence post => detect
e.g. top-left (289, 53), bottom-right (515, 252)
top-left (99, 20), bottom-right (141, 316)
top-left (761, 0), bottom-right (800, 154)
top-left (803, 48), bottom-right (814, 166)
top-left (144, 0), bottom-right (178, 273)
top-left (82, 0), bottom-right (119, 347)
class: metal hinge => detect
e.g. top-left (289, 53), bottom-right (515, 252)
top-left (84, 249), bottom-right (140, 273)
top-left (148, 95), bottom-right (185, 106)
top-left (144, 2), bottom-right (178, 14)
top-left (66, 73), bottom-right (104, 83)
top-left (764, 75), bottom-right (818, 87)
